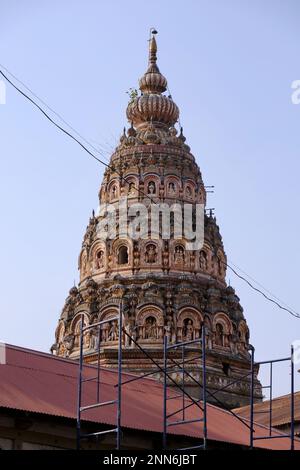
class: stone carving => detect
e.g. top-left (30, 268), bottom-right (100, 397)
top-left (63, 334), bottom-right (74, 357)
top-left (81, 252), bottom-right (88, 276)
top-left (132, 241), bottom-right (140, 271)
top-left (95, 250), bottom-right (104, 269)
top-left (101, 322), bottom-right (109, 342)
top-left (108, 320), bottom-right (119, 341)
top-left (183, 318), bottom-right (194, 341)
top-left (111, 185), bottom-right (117, 199)
top-left (168, 182), bottom-right (176, 194)
top-left (128, 182), bottom-right (135, 195)
top-left (144, 316), bottom-right (158, 339)
top-left (215, 323), bottom-right (224, 346)
top-left (200, 250), bottom-right (208, 270)
top-left (145, 244), bottom-right (157, 263)
top-left (174, 245), bottom-right (185, 265)
top-left (147, 181), bottom-right (156, 194)
top-left (165, 316), bottom-right (173, 343)
top-left (123, 314), bottom-right (137, 348)
top-left (89, 323), bottom-right (99, 350)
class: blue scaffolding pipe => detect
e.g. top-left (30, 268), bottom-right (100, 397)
top-left (163, 326), bottom-right (207, 451)
top-left (76, 305), bottom-right (123, 450)
top-left (249, 344), bottom-right (295, 450)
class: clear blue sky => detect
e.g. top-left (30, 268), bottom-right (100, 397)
top-left (0, 0), bottom-right (299, 397)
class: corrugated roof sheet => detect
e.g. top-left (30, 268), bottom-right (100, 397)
top-left (234, 392), bottom-right (300, 428)
top-left (0, 344), bottom-right (299, 450)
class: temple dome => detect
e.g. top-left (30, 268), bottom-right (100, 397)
top-left (126, 94), bottom-right (179, 128)
top-left (139, 71), bottom-right (167, 94)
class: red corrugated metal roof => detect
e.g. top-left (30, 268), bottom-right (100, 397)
top-left (234, 392), bottom-right (300, 428)
top-left (0, 344), bottom-right (298, 450)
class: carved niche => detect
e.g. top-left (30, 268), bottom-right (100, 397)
top-left (177, 307), bottom-right (203, 342)
top-left (136, 306), bottom-right (164, 342)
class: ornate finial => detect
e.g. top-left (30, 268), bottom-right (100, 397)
top-left (148, 28), bottom-right (158, 70)
top-left (126, 30), bottom-right (179, 128)
top-left (127, 121), bottom-right (136, 137)
top-left (179, 127), bottom-right (186, 143)
top-left (138, 29), bottom-right (168, 95)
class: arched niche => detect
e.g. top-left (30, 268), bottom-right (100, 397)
top-left (90, 241), bottom-right (106, 272)
top-left (108, 179), bottom-right (119, 201)
top-left (144, 174), bottom-right (160, 197)
top-left (213, 312), bottom-right (232, 348)
top-left (124, 175), bottom-right (139, 197)
top-left (164, 175), bottom-right (181, 198)
top-left (112, 239), bottom-right (132, 268)
top-left (71, 312), bottom-right (90, 348)
top-left (136, 305), bottom-right (164, 342)
top-left (177, 307), bottom-right (203, 342)
top-left (99, 306), bottom-right (120, 344)
top-left (183, 180), bottom-right (196, 201)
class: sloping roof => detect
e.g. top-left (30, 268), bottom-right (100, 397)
top-left (234, 392), bottom-right (300, 428)
top-left (0, 344), bottom-right (299, 450)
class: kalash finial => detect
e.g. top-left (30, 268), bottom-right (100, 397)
top-left (127, 30), bottom-right (179, 128)
top-left (148, 28), bottom-right (158, 71)
top-left (138, 29), bottom-right (167, 94)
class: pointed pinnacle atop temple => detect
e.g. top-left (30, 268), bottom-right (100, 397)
top-left (139, 31), bottom-right (167, 94)
top-left (148, 33), bottom-right (159, 70)
top-left (127, 31), bottom-right (179, 129)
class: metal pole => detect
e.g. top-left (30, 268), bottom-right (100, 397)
top-left (291, 344), bottom-right (295, 451)
top-left (202, 326), bottom-right (207, 450)
top-left (249, 346), bottom-right (255, 450)
top-left (182, 345), bottom-right (185, 422)
top-left (117, 301), bottom-right (123, 450)
top-left (97, 322), bottom-right (101, 403)
top-left (76, 315), bottom-right (84, 450)
top-left (163, 335), bottom-right (168, 450)
top-left (269, 362), bottom-right (273, 436)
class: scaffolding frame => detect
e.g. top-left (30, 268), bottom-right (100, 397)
top-left (76, 302), bottom-right (123, 450)
top-left (163, 326), bottom-right (207, 451)
top-left (76, 310), bottom-right (296, 451)
top-left (249, 345), bottom-right (295, 450)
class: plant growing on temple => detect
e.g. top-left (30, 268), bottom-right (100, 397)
top-left (126, 88), bottom-right (138, 104)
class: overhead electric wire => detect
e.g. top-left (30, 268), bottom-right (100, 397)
top-left (218, 256), bottom-right (300, 319)
top-left (0, 63), bottom-right (112, 161)
top-left (1, 66), bottom-right (299, 320)
top-left (0, 67), bottom-right (157, 205)
top-left (228, 259), bottom-right (299, 316)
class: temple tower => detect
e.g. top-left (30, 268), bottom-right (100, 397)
top-left (52, 33), bottom-right (262, 408)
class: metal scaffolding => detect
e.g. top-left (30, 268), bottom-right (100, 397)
top-left (163, 326), bottom-right (207, 451)
top-left (249, 345), bottom-right (295, 450)
top-left (76, 312), bottom-right (296, 451)
top-left (76, 302), bottom-right (123, 450)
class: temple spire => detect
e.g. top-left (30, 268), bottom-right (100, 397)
top-left (137, 30), bottom-right (168, 95)
top-left (148, 29), bottom-right (158, 72)
top-left (127, 29), bottom-right (178, 128)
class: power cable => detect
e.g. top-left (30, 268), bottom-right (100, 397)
top-left (0, 67), bottom-right (157, 205)
top-left (0, 63), bottom-right (112, 161)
